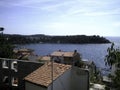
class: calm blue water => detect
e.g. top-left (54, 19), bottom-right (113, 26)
top-left (18, 37), bottom-right (120, 69)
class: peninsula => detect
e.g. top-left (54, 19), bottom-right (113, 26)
top-left (4, 34), bottom-right (110, 44)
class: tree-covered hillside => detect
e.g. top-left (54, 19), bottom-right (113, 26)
top-left (4, 34), bottom-right (110, 44)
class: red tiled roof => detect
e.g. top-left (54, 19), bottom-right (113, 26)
top-left (24, 62), bottom-right (71, 87)
top-left (51, 51), bottom-right (75, 57)
top-left (38, 56), bottom-right (51, 61)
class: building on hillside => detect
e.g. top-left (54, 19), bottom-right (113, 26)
top-left (0, 58), bottom-right (43, 90)
top-left (24, 62), bottom-right (89, 90)
top-left (13, 48), bottom-right (33, 57)
top-left (50, 50), bottom-right (81, 65)
top-left (13, 48), bottom-right (38, 61)
top-left (13, 48), bottom-right (34, 55)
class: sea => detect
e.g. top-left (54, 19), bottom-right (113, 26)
top-left (18, 37), bottom-right (120, 72)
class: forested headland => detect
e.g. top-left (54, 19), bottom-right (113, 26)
top-left (3, 34), bottom-right (111, 44)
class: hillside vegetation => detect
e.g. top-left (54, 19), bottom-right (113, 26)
top-left (4, 34), bottom-right (110, 44)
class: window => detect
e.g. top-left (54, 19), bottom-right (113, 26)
top-left (2, 60), bottom-right (9, 68)
top-left (3, 76), bottom-right (9, 85)
top-left (11, 61), bottom-right (18, 72)
top-left (12, 77), bottom-right (18, 86)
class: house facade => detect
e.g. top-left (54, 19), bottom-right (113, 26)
top-left (0, 58), bottom-right (43, 90)
top-left (50, 50), bottom-right (81, 65)
top-left (25, 62), bottom-right (89, 90)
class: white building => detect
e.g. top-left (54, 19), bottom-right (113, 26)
top-left (24, 62), bottom-right (89, 90)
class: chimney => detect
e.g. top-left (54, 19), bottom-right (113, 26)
top-left (74, 50), bottom-right (77, 53)
top-left (58, 49), bottom-right (61, 52)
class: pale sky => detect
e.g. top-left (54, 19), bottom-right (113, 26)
top-left (0, 0), bottom-right (120, 36)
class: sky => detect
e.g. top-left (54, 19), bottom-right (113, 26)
top-left (0, 0), bottom-right (120, 36)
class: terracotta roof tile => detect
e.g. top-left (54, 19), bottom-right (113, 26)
top-left (51, 51), bottom-right (75, 57)
top-left (24, 62), bottom-right (71, 87)
top-left (38, 56), bottom-right (51, 61)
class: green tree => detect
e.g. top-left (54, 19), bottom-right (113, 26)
top-left (0, 44), bottom-right (14, 58)
top-left (114, 70), bottom-right (120, 90)
top-left (105, 43), bottom-right (117, 68)
top-left (105, 43), bottom-right (120, 89)
top-left (0, 27), bottom-right (14, 58)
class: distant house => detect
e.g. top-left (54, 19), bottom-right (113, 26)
top-left (24, 62), bottom-right (89, 90)
top-left (50, 50), bottom-right (81, 65)
top-left (13, 48), bottom-right (33, 55)
top-left (13, 48), bottom-right (38, 61)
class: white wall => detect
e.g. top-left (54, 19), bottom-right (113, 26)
top-left (25, 81), bottom-right (47, 90)
top-left (70, 67), bottom-right (89, 90)
top-left (48, 69), bottom-right (71, 90)
top-left (48, 67), bottom-right (89, 90)
top-left (25, 67), bottom-right (89, 90)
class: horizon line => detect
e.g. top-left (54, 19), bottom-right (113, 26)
top-left (3, 33), bottom-right (120, 37)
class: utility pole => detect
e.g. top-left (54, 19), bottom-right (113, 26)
top-left (51, 57), bottom-right (54, 90)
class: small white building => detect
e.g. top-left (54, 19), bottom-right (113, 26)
top-left (24, 62), bottom-right (89, 90)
